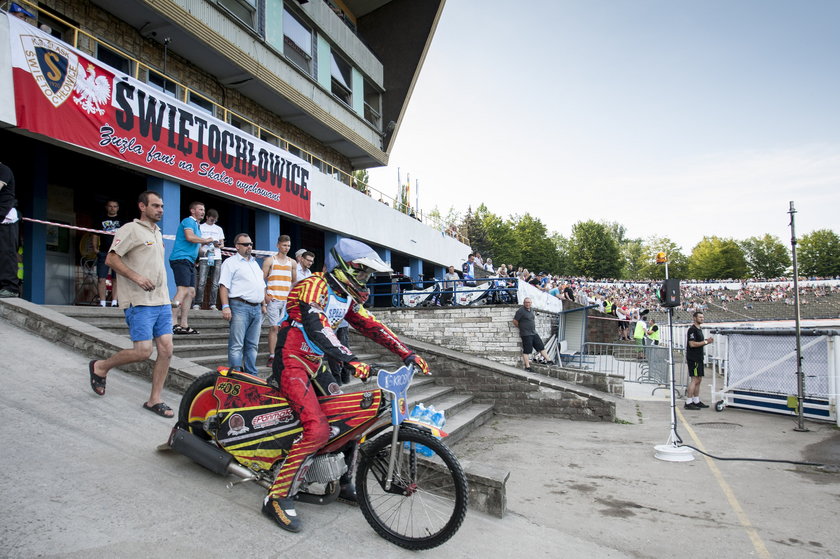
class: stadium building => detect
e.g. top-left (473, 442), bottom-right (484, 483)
top-left (0, 0), bottom-right (468, 304)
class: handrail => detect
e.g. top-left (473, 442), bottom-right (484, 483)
top-left (8, 0), bottom-right (469, 245)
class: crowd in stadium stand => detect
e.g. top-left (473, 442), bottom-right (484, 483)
top-left (433, 253), bottom-right (840, 321)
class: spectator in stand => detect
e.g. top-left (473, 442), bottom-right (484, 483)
top-left (462, 253), bottom-right (477, 287)
top-left (193, 209), bottom-right (225, 310)
top-left (474, 252), bottom-right (484, 268)
top-left (484, 257), bottom-right (495, 274)
top-left (442, 265), bottom-right (460, 305)
top-left (294, 249), bottom-right (315, 284)
top-left (563, 282), bottom-right (575, 301)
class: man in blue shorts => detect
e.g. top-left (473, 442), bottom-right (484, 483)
top-left (88, 191), bottom-right (176, 417)
top-left (169, 201), bottom-right (218, 334)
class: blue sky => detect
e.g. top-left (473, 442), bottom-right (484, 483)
top-left (367, 0), bottom-right (840, 253)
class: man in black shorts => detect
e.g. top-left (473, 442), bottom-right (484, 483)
top-left (685, 311), bottom-right (713, 410)
top-left (513, 297), bottom-right (554, 371)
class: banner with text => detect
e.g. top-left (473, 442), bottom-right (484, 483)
top-left (7, 15), bottom-right (312, 220)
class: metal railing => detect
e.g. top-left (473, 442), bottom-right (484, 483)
top-left (582, 342), bottom-right (688, 392)
top-left (366, 277), bottom-right (518, 308)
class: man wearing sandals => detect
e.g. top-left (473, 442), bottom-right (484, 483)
top-left (170, 201), bottom-right (218, 335)
top-left (88, 191), bottom-right (175, 418)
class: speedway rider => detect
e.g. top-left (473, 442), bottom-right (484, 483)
top-left (263, 238), bottom-right (430, 532)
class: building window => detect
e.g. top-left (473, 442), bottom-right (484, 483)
top-left (260, 131), bottom-right (279, 147)
top-left (147, 70), bottom-right (177, 97)
top-left (97, 43), bottom-right (133, 75)
top-left (35, 5), bottom-right (77, 41)
top-left (229, 114), bottom-right (253, 134)
top-left (287, 144), bottom-right (303, 159)
top-left (216, 0), bottom-right (257, 28)
top-left (363, 79), bottom-right (381, 128)
top-left (330, 51), bottom-right (352, 106)
top-left (188, 91), bottom-right (215, 116)
top-left (283, 7), bottom-right (312, 74)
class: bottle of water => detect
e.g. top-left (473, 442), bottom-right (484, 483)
top-left (206, 245), bottom-right (215, 267)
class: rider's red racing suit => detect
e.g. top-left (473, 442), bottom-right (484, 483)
top-left (266, 273), bottom-right (424, 500)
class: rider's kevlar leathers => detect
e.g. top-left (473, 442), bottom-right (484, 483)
top-left (267, 273), bottom-right (414, 499)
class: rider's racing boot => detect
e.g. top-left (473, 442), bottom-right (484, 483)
top-left (338, 472), bottom-right (357, 505)
top-left (262, 496), bottom-right (301, 532)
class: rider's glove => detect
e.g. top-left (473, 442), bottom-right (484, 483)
top-left (403, 353), bottom-right (430, 375)
top-left (345, 361), bottom-right (370, 381)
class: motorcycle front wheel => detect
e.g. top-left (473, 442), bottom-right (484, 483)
top-left (357, 427), bottom-right (468, 550)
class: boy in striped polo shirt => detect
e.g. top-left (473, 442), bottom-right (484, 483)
top-left (262, 234), bottom-right (296, 367)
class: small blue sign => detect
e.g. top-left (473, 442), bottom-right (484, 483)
top-left (377, 365), bottom-right (414, 425)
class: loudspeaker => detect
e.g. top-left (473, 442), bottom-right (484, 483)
top-left (658, 278), bottom-right (680, 308)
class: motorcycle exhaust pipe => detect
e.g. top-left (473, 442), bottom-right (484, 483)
top-left (169, 428), bottom-right (233, 475)
top-left (168, 428), bottom-right (271, 488)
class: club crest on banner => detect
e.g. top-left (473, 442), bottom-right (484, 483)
top-left (19, 33), bottom-right (79, 108)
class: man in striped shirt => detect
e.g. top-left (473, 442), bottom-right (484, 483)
top-left (262, 234), bottom-right (296, 367)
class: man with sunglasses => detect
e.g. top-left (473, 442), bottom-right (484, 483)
top-left (218, 234), bottom-right (266, 376)
top-left (261, 238), bottom-right (431, 533)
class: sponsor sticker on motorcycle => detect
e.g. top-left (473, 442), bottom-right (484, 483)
top-left (252, 408), bottom-right (294, 429)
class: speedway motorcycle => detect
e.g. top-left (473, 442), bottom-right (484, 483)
top-left (162, 364), bottom-right (468, 550)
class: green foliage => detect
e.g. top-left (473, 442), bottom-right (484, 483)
top-left (797, 229), bottom-right (840, 277)
top-left (621, 239), bottom-right (646, 280)
top-left (637, 236), bottom-right (689, 279)
top-left (351, 169), bottom-right (369, 193)
top-left (510, 213), bottom-right (561, 273)
top-left (740, 234), bottom-right (791, 279)
top-left (688, 236), bottom-right (748, 280)
top-left (568, 220), bottom-right (622, 278)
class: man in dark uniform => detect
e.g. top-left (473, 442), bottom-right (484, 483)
top-left (685, 311), bottom-right (713, 410)
top-left (0, 162), bottom-right (19, 298)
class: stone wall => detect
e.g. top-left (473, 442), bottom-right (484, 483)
top-left (351, 334), bottom-right (617, 422)
top-left (368, 304), bottom-right (556, 366)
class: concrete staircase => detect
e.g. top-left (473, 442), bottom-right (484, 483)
top-left (48, 306), bottom-right (497, 448)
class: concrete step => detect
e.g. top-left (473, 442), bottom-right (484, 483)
top-left (443, 403), bottom-right (496, 446)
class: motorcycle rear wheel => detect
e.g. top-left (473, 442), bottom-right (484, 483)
top-left (177, 371), bottom-right (219, 439)
top-left (357, 427), bottom-right (468, 550)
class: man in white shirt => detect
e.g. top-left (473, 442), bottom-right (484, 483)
top-left (194, 209), bottom-right (225, 310)
top-left (294, 248), bottom-right (315, 284)
top-left (218, 233), bottom-right (266, 376)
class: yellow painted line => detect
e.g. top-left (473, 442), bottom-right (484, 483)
top-left (677, 408), bottom-right (771, 559)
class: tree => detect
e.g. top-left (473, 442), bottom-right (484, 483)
top-left (797, 229), bottom-right (840, 277)
top-left (509, 213), bottom-right (561, 273)
top-left (637, 236), bottom-right (689, 279)
top-left (621, 239), bottom-right (646, 280)
top-left (351, 169), bottom-right (369, 194)
top-left (567, 220), bottom-right (622, 278)
top-left (688, 236), bottom-right (748, 280)
top-left (740, 234), bottom-right (791, 279)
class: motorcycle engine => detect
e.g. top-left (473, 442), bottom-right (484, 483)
top-left (304, 452), bottom-right (347, 484)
